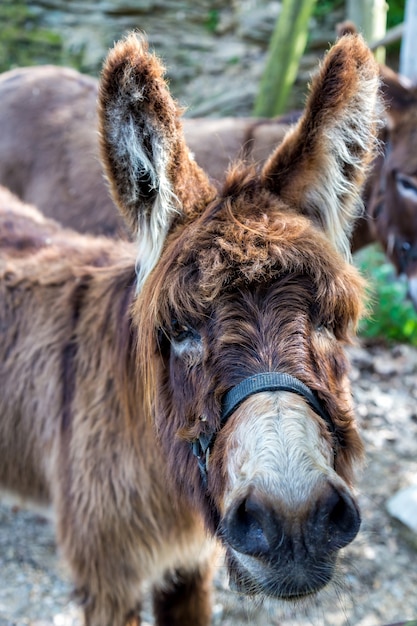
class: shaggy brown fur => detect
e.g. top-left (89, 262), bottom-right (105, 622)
top-left (0, 33), bottom-right (380, 626)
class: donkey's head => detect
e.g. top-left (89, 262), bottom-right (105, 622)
top-left (367, 66), bottom-right (417, 307)
top-left (99, 34), bottom-right (379, 601)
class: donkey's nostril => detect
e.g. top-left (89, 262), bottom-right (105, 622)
top-left (319, 485), bottom-right (361, 551)
top-left (224, 495), bottom-right (272, 557)
top-left (224, 485), bottom-right (360, 561)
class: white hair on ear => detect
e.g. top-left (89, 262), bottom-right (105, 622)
top-left (104, 99), bottom-right (180, 291)
top-left (128, 121), bottom-right (180, 291)
top-left (135, 177), bottom-right (179, 291)
top-left (304, 71), bottom-right (382, 260)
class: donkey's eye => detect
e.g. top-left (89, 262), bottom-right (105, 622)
top-left (310, 306), bottom-right (333, 335)
top-left (170, 319), bottom-right (196, 343)
top-left (395, 172), bottom-right (417, 200)
top-left (169, 319), bottom-right (203, 362)
top-left (315, 322), bottom-right (334, 338)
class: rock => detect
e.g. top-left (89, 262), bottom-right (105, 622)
top-left (347, 344), bottom-right (376, 370)
top-left (387, 484), bottom-right (417, 535)
top-left (237, 2), bottom-right (281, 43)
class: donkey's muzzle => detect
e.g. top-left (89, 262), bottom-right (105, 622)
top-left (223, 483), bottom-right (361, 599)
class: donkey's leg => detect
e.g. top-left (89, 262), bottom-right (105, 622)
top-left (152, 564), bottom-right (213, 626)
top-left (76, 586), bottom-right (142, 626)
top-left (72, 586), bottom-right (142, 626)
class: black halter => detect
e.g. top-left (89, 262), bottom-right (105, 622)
top-left (191, 372), bottom-right (336, 484)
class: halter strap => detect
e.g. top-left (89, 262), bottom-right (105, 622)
top-left (191, 372), bottom-right (335, 484)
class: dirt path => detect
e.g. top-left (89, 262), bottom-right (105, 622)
top-left (1, 342), bottom-right (416, 626)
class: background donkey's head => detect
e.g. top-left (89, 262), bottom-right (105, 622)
top-left (99, 33), bottom-right (380, 601)
top-left (366, 65), bottom-right (417, 307)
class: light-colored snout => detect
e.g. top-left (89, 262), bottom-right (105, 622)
top-left (219, 392), bottom-right (361, 600)
top-left (223, 480), bottom-right (360, 599)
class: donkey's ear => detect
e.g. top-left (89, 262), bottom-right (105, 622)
top-left (378, 63), bottom-right (417, 131)
top-left (98, 33), bottom-right (216, 285)
top-left (261, 34), bottom-right (381, 258)
top-left (379, 63), bottom-right (414, 111)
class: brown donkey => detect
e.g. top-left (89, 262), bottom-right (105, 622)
top-left (336, 21), bottom-right (417, 306)
top-left (364, 65), bottom-right (417, 307)
top-left (0, 65), bottom-right (128, 238)
top-left (0, 34), bottom-right (379, 625)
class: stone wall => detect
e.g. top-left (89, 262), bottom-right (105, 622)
top-left (0, 0), bottom-right (344, 116)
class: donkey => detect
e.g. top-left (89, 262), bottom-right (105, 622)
top-left (365, 65), bottom-right (417, 307)
top-left (0, 64), bottom-right (128, 238)
top-left (0, 33), bottom-right (379, 626)
top-left (0, 64), bottom-right (291, 236)
top-left (335, 21), bottom-right (417, 306)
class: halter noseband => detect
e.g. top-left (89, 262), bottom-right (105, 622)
top-left (191, 372), bottom-right (336, 484)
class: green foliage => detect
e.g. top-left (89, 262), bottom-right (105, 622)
top-left (0, 0), bottom-right (84, 73)
top-left (205, 10), bottom-right (220, 33)
top-left (385, 0), bottom-right (405, 56)
top-left (387, 0), bottom-right (405, 29)
top-left (311, 0), bottom-right (403, 25)
top-left (355, 245), bottom-right (417, 345)
top-left (0, 0), bottom-right (60, 71)
top-left (313, 0), bottom-right (344, 18)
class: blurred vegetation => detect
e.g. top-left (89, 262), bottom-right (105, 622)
top-left (387, 0), bottom-right (405, 28)
top-left (205, 9), bottom-right (220, 33)
top-left (382, 0), bottom-right (405, 59)
top-left (311, 0), bottom-right (405, 27)
top-left (313, 0), bottom-right (344, 18)
top-left (0, 0), bottom-right (83, 73)
top-left (355, 245), bottom-right (417, 346)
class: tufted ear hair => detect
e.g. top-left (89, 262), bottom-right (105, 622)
top-left (260, 34), bottom-right (381, 259)
top-left (98, 33), bottom-right (216, 287)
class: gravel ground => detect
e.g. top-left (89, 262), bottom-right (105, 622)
top-left (1, 342), bottom-right (417, 626)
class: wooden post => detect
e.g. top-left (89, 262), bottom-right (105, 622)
top-left (347, 0), bottom-right (388, 63)
top-left (253, 0), bottom-right (316, 118)
top-left (400, 0), bottom-right (417, 80)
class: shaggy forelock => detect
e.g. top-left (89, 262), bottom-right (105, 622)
top-left (135, 186), bottom-right (366, 406)
top-left (162, 195), bottom-right (365, 326)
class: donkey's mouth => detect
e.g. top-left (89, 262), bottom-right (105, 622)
top-left (226, 548), bottom-right (335, 600)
